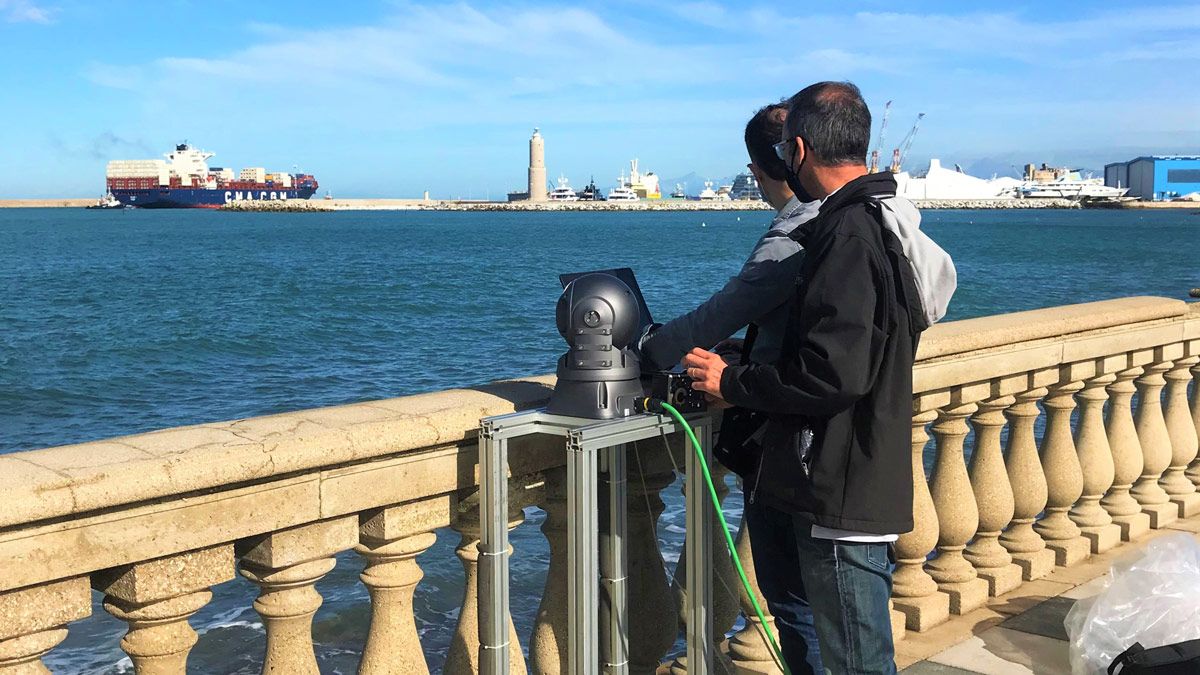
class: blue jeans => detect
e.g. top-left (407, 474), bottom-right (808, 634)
top-left (745, 497), bottom-right (897, 675)
top-left (744, 496), bottom-right (823, 674)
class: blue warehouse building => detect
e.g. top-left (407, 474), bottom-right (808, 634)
top-left (1105, 155), bottom-right (1200, 200)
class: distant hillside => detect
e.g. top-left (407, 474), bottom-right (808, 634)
top-left (661, 171), bottom-right (738, 194)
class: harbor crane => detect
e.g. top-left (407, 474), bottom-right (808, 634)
top-left (890, 112), bottom-right (925, 173)
top-left (869, 100), bottom-right (892, 173)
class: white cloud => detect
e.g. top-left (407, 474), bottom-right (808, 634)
top-left (68, 1), bottom-right (1200, 195)
top-left (139, 4), bottom-right (687, 91)
top-left (669, 4), bottom-right (1200, 68)
top-left (0, 0), bottom-right (53, 23)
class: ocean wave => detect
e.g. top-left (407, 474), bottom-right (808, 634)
top-left (198, 619), bottom-right (264, 635)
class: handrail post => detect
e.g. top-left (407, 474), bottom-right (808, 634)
top-left (478, 420), bottom-right (510, 675)
top-left (567, 430), bottom-right (599, 674)
top-left (685, 421), bottom-right (713, 673)
top-left (599, 444), bottom-right (629, 674)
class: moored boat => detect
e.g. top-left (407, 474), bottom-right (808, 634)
top-left (548, 176), bottom-right (579, 201)
top-left (85, 192), bottom-right (124, 209)
top-left (607, 171), bottom-right (639, 202)
top-left (576, 177), bottom-right (606, 201)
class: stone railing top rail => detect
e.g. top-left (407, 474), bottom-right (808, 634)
top-left (0, 297), bottom-right (1195, 531)
top-left (0, 375), bottom-right (556, 530)
top-left (915, 296), bottom-right (1188, 360)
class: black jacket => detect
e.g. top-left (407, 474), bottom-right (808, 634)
top-left (719, 172), bottom-right (927, 535)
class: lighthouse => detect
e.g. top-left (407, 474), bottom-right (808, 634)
top-left (528, 128), bottom-right (547, 202)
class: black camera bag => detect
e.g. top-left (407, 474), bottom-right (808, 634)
top-left (712, 324), bottom-right (769, 479)
top-left (1108, 640), bottom-right (1200, 674)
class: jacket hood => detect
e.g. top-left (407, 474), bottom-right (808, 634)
top-left (795, 173), bottom-right (957, 326)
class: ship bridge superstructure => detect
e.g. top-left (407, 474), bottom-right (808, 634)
top-left (165, 143), bottom-right (215, 181)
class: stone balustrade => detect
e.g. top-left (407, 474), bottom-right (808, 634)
top-left (1, 296), bottom-right (1198, 673)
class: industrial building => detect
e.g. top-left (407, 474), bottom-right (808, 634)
top-left (1104, 155), bottom-right (1200, 200)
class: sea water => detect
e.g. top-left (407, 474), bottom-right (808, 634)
top-left (1, 206), bottom-right (1196, 673)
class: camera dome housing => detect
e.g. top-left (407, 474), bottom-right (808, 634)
top-left (547, 272), bottom-right (645, 418)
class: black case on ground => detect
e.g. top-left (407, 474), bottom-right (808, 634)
top-left (1108, 640), bottom-right (1200, 674)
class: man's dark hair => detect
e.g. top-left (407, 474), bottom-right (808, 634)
top-left (744, 103), bottom-right (790, 181)
top-left (785, 81), bottom-right (871, 166)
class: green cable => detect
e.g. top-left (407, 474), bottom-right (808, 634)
top-left (658, 401), bottom-right (792, 675)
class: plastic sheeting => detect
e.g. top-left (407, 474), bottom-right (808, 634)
top-left (1066, 533), bottom-right (1200, 674)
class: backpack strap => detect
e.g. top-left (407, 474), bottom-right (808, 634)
top-left (867, 198), bottom-right (932, 332)
top-left (784, 193), bottom-right (930, 333)
top-left (1108, 642), bottom-right (1145, 675)
top-left (740, 324), bottom-right (760, 365)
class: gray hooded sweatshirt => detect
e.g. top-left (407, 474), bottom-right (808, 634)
top-left (639, 193), bottom-right (955, 369)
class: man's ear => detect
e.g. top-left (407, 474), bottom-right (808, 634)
top-left (747, 162), bottom-right (763, 182)
top-left (793, 135), bottom-right (806, 169)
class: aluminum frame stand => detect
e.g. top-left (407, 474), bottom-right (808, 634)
top-left (477, 408), bottom-right (713, 675)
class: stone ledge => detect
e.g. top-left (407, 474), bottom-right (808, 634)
top-left (0, 459), bottom-right (560, 593)
top-left (0, 375), bottom-right (556, 528)
top-left (914, 311), bottom-right (1192, 394)
top-left (916, 297), bottom-right (1186, 360)
top-left (0, 577), bottom-right (92, 637)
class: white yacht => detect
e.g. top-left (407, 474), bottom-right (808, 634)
top-left (698, 181), bottom-right (719, 201)
top-left (607, 171), bottom-right (639, 202)
top-left (548, 176), bottom-right (579, 201)
top-left (1019, 176), bottom-right (1129, 200)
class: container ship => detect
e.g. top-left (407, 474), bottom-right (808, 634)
top-left (105, 144), bottom-right (318, 208)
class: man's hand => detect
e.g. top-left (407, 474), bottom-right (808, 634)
top-left (683, 348), bottom-right (728, 403)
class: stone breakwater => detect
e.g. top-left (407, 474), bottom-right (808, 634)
top-left (0, 199), bottom-right (94, 208)
top-left (223, 197), bottom-right (1092, 212)
top-left (912, 198), bottom-right (1080, 209)
top-left (220, 198), bottom-right (774, 212)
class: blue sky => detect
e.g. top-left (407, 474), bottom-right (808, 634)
top-left (1, 0), bottom-right (1197, 198)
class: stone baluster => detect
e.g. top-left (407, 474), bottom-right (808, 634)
top-left (357, 498), bottom-right (447, 675)
top-left (1032, 379), bottom-right (1091, 566)
top-left (726, 515), bottom-right (782, 675)
top-left (963, 396), bottom-right (1022, 596)
top-left (445, 494), bottom-right (527, 675)
top-left (623, 444), bottom-right (680, 675)
top-left (237, 517), bottom-right (359, 675)
top-left (667, 462), bottom-right (738, 674)
top-left (891, 407), bottom-right (950, 632)
top-left (1069, 373), bottom-right (1122, 553)
top-left (0, 577), bottom-right (91, 673)
top-left (925, 401), bottom-right (988, 615)
top-left (999, 387), bottom-right (1056, 580)
top-left (1101, 367), bottom-right (1151, 540)
top-left (1161, 355), bottom-right (1200, 517)
top-left (1131, 358), bottom-right (1178, 528)
top-left (96, 545), bottom-right (234, 674)
top-left (529, 467), bottom-right (568, 674)
top-left (1188, 357), bottom-right (1200, 489)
